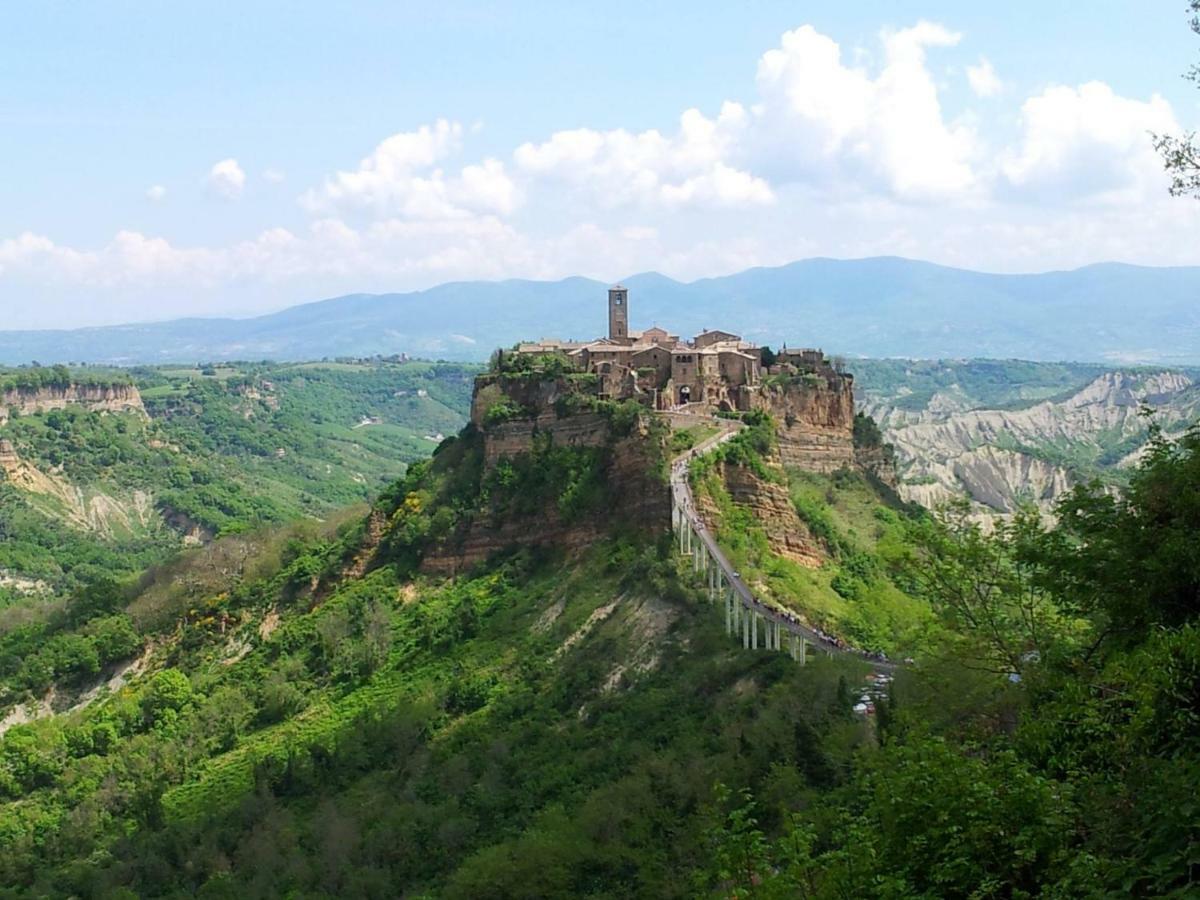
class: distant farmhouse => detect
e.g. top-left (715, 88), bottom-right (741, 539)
top-left (507, 285), bottom-right (834, 412)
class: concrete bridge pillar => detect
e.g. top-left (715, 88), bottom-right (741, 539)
top-left (799, 638), bottom-right (806, 665)
top-left (751, 612), bottom-right (758, 649)
top-left (725, 590), bottom-right (732, 634)
top-left (742, 611), bottom-right (750, 649)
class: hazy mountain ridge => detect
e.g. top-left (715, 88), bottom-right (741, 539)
top-left (4, 257), bottom-right (1200, 365)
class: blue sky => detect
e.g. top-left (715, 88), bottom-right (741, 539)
top-left (2, 2), bottom-right (1199, 328)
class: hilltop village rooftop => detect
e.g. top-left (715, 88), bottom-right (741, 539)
top-left (504, 286), bottom-right (836, 411)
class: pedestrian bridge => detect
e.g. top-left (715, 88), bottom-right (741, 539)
top-left (669, 418), bottom-right (898, 673)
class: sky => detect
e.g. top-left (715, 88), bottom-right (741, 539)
top-left (2, 1), bottom-right (1199, 329)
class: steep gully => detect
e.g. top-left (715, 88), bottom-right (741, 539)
top-left (670, 414), bottom-right (899, 674)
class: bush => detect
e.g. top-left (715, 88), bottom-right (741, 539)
top-left (141, 669), bottom-right (193, 724)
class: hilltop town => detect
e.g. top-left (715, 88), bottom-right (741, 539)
top-left (504, 285), bottom-right (846, 414)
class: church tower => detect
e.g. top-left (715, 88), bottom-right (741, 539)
top-left (608, 285), bottom-right (629, 342)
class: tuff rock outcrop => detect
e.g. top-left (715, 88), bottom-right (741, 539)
top-left (753, 370), bottom-right (856, 473)
top-left (0, 383), bottom-right (145, 424)
top-left (700, 456), bottom-right (824, 568)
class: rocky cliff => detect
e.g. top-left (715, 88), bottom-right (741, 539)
top-left (419, 373), bottom-right (670, 576)
top-left (753, 372), bottom-right (856, 473)
top-left (0, 383), bottom-right (145, 425)
top-left (422, 422), bottom-right (669, 576)
top-left (699, 456), bottom-right (823, 568)
top-left (861, 370), bottom-right (1200, 516)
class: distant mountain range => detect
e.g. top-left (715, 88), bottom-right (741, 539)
top-left (4, 257), bottom-right (1200, 365)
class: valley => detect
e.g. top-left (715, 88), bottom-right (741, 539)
top-left (0, 361), bottom-right (475, 600)
top-left (854, 359), bottom-right (1200, 516)
top-left (0, 348), bottom-right (1194, 897)
top-left (6, 5), bottom-right (1200, 895)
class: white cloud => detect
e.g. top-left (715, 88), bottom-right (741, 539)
top-left (263, 168), bottom-right (286, 184)
top-left (208, 159), bottom-right (246, 199)
top-left (146, 185), bottom-right (167, 202)
top-left (305, 119), bottom-right (519, 219)
top-left (966, 57), bottom-right (1003, 98)
top-left (514, 104), bottom-right (772, 210)
top-left (1002, 81), bottom-right (1178, 203)
top-left (751, 22), bottom-right (977, 200)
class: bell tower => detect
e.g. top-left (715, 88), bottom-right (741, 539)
top-left (608, 284), bottom-right (629, 342)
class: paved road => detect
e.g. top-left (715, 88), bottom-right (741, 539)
top-left (670, 415), bottom-right (899, 673)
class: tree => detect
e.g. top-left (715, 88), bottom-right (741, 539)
top-left (141, 669), bottom-right (193, 724)
top-left (903, 502), bottom-right (1062, 676)
top-left (1154, 3), bottom-right (1200, 196)
top-left (1032, 423), bottom-right (1200, 648)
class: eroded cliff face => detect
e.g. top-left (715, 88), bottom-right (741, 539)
top-left (420, 374), bottom-right (670, 576)
top-left (422, 424), bottom-right (669, 576)
top-left (0, 438), bottom-right (161, 537)
top-left (701, 455), bottom-right (823, 568)
top-left (753, 374), bottom-right (856, 473)
top-left (863, 371), bottom-right (1199, 516)
top-left (899, 446), bottom-right (1075, 513)
top-left (0, 383), bottom-right (145, 424)
top-left (481, 413), bottom-right (612, 468)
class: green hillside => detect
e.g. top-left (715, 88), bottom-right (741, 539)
top-left (0, 402), bottom-right (1195, 897)
top-left (0, 360), bottom-right (476, 604)
top-left (683, 411), bottom-right (930, 655)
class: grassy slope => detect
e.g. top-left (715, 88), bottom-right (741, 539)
top-left (690, 445), bottom-right (932, 656)
top-left (0, 401), bottom-right (893, 897)
top-left (0, 526), bottom-right (874, 898)
top-left (0, 361), bottom-right (477, 598)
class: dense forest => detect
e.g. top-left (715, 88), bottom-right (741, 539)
top-left (0, 392), bottom-right (1195, 896)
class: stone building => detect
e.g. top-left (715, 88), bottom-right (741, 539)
top-left (509, 287), bottom-right (760, 409)
top-left (510, 286), bottom-right (835, 413)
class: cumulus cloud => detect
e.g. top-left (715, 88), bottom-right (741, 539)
top-left (1002, 81), bottom-right (1178, 203)
top-left (305, 119), bottom-right (518, 218)
top-left (208, 159), bottom-right (246, 199)
top-left (146, 185), bottom-right (167, 202)
top-left (263, 168), bottom-right (286, 184)
top-left (514, 104), bottom-right (772, 209)
top-left (751, 22), bottom-right (977, 199)
top-left (966, 57), bottom-right (1004, 98)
